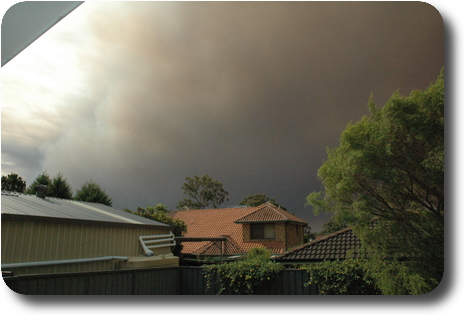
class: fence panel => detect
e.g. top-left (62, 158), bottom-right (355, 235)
top-left (3, 267), bottom-right (316, 295)
top-left (86, 271), bottom-right (134, 295)
top-left (180, 267), bottom-right (208, 295)
top-left (179, 267), bottom-right (317, 295)
top-left (3, 267), bottom-right (181, 295)
top-left (133, 267), bottom-right (180, 295)
top-left (280, 269), bottom-right (312, 295)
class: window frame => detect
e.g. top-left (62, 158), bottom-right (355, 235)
top-left (250, 223), bottom-right (276, 240)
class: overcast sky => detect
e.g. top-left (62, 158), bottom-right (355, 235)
top-left (1, 1), bottom-right (444, 232)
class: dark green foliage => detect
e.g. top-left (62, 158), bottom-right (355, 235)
top-left (26, 171), bottom-right (52, 194)
top-left (306, 69), bottom-right (444, 294)
top-left (177, 174), bottom-right (229, 209)
top-left (302, 259), bottom-right (380, 295)
top-left (125, 204), bottom-right (187, 256)
top-left (1, 173), bottom-right (26, 192)
top-left (320, 215), bottom-right (348, 235)
top-left (125, 204), bottom-right (187, 236)
top-left (25, 171), bottom-right (72, 199)
top-left (204, 247), bottom-right (283, 295)
top-left (239, 193), bottom-right (287, 210)
top-left (26, 172), bottom-right (116, 202)
top-left (48, 172), bottom-right (73, 199)
top-left (74, 181), bottom-right (112, 206)
top-left (355, 218), bottom-right (443, 295)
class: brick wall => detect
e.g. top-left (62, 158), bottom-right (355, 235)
top-left (243, 223), bottom-right (251, 242)
top-left (275, 222), bottom-right (286, 242)
top-left (285, 223), bottom-right (304, 249)
top-left (241, 222), bottom-right (303, 250)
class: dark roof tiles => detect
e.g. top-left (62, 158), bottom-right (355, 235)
top-left (276, 227), bottom-right (362, 261)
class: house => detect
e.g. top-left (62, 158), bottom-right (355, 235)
top-left (1, 190), bottom-right (179, 276)
top-left (274, 226), bottom-right (363, 265)
top-left (169, 202), bottom-right (308, 262)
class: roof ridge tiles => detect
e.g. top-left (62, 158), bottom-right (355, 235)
top-left (235, 203), bottom-right (307, 224)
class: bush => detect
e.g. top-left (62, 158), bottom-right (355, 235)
top-left (301, 259), bottom-right (380, 295)
top-left (204, 248), bottom-right (283, 295)
top-left (125, 204), bottom-right (187, 256)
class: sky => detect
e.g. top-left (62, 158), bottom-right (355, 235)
top-left (1, 1), bottom-right (444, 233)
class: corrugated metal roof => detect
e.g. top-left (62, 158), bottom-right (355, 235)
top-left (1, 192), bottom-right (171, 228)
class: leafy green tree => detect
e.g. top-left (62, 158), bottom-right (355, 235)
top-left (320, 216), bottom-right (348, 235)
top-left (125, 204), bottom-right (187, 237)
top-left (302, 259), bottom-right (380, 295)
top-left (25, 171), bottom-right (73, 199)
top-left (125, 204), bottom-right (187, 256)
top-left (1, 173), bottom-right (26, 192)
top-left (48, 172), bottom-right (73, 199)
top-left (307, 69), bottom-right (444, 294)
top-left (177, 174), bottom-right (229, 209)
top-left (239, 193), bottom-right (287, 210)
top-left (26, 171), bottom-right (52, 194)
top-left (74, 181), bottom-right (112, 206)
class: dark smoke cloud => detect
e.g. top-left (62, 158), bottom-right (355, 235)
top-left (2, 2), bottom-right (443, 231)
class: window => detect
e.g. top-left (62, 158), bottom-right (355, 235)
top-left (250, 223), bottom-right (275, 240)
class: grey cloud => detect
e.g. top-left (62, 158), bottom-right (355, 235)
top-left (1, 141), bottom-right (44, 181)
top-left (3, 2), bottom-right (443, 231)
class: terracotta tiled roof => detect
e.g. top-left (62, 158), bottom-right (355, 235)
top-left (169, 203), bottom-right (307, 255)
top-left (170, 206), bottom-right (256, 255)
top-left (241, 241), bottom-right (287, 254)
top-left (275, 227), bottom-right (362, 262)
top-left (191, 236), bottom-right (245, 256)
top-left (235, 203), bottom-right (307, 224)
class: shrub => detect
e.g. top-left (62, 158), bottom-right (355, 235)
top-left (301, 259), bottom-right (380, 295)
top-left (204, 247), bottom-right (283, 295)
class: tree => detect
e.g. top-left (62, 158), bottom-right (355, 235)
top-left (177, 175), bottom-right (229, 209)
top-left (302, 259), bottom-right (380, 295)
top-left (239, 193), bottom-right (287, 210)
top-left (125, 204), bottom-right (187, 237)
top-left (25, 171), bottom-right (73, 199)
top-left (125, 204), bottom-right (187, 256)
top-left (306, 69), bottom-right (444, 294)
top-left (1, 173), bottom-right (26, 192)
top-left (319, 216), bottom-right (348, 235)
top-left (48, 172), bottom-right (73, 199)
top-left (26, 171), bottom-right (52, 194)
top-left (74, 181), bottom-right (112, 206)
top-left (306, 232), bottom-right (318, 242)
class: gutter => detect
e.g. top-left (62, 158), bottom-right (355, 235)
top-left (1, 256), bottom-right (128, 269)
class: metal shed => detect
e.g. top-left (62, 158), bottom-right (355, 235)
top-left (1, 191), bottom-right (179, 276)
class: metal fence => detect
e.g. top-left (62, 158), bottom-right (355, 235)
top-left (3, 267), bottom-right (317, 295)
